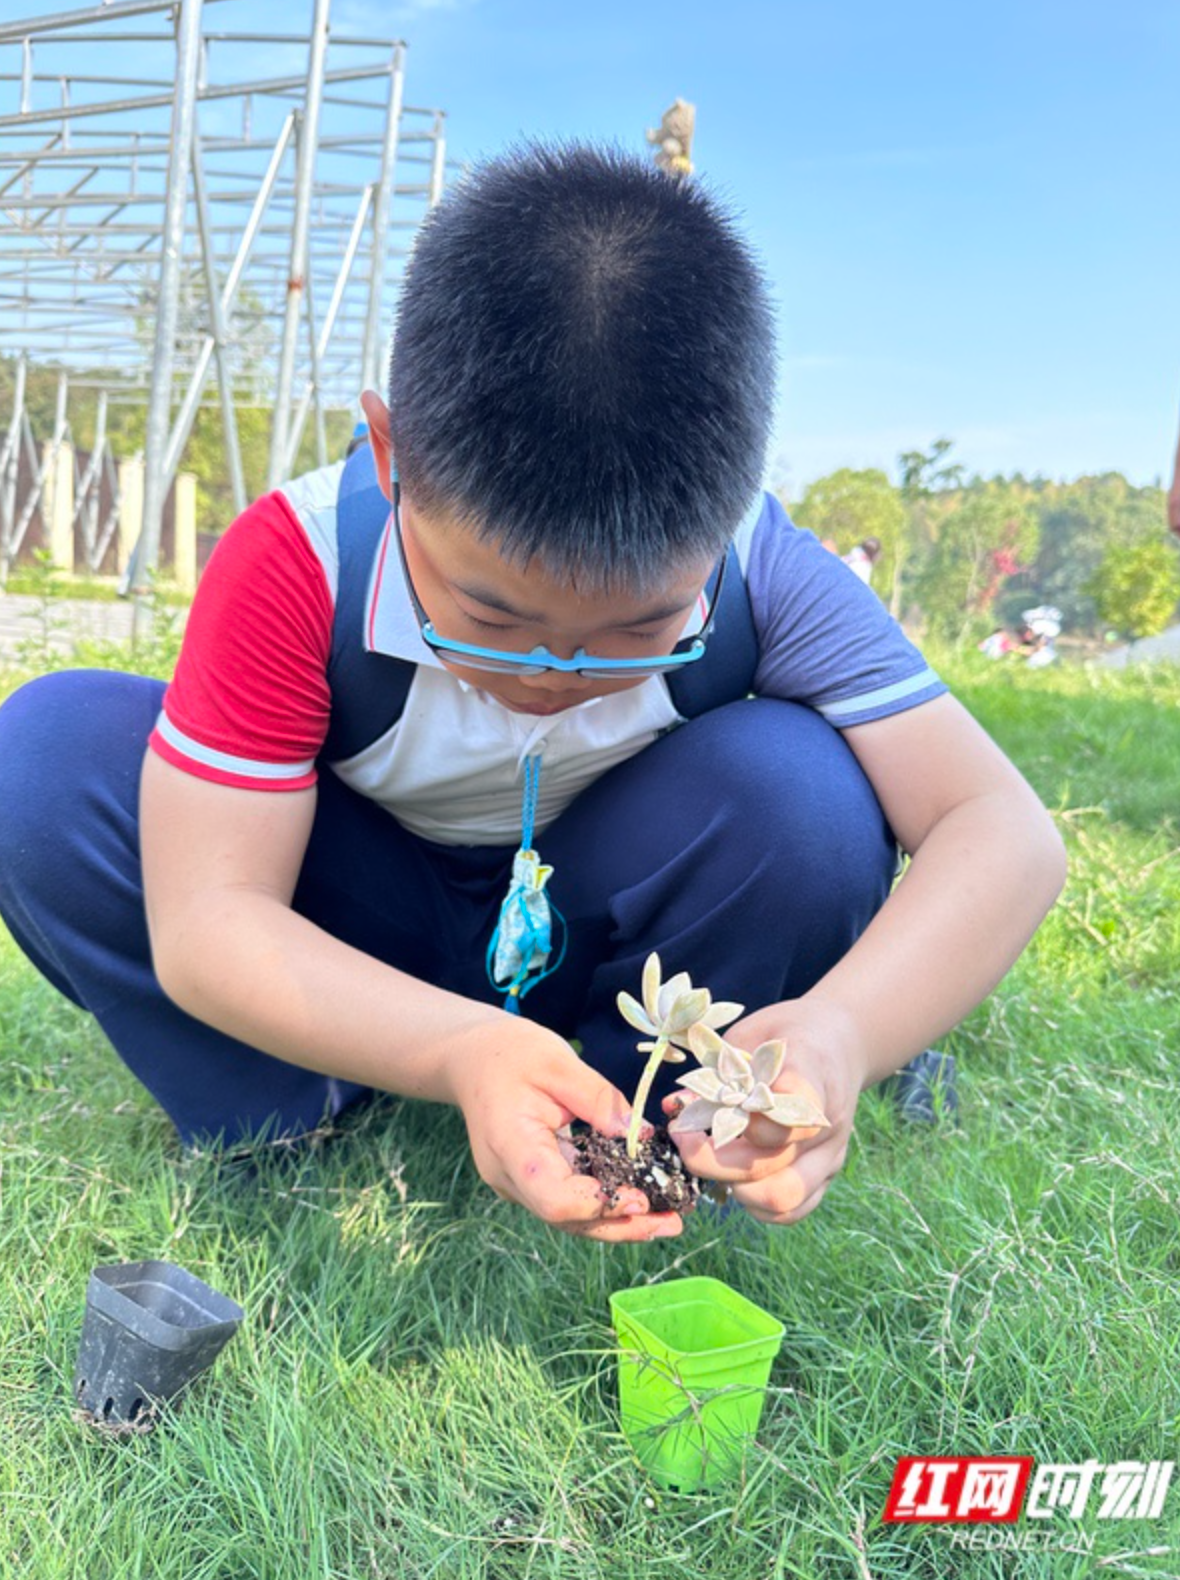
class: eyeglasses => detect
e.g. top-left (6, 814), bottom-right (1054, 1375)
top-left (389, 473), bottom-right (726, 679)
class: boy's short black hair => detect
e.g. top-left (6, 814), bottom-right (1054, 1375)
top-left (387, 142), bottom-right (775, 592)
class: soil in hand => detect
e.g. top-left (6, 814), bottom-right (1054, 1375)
top-left (565, 1120), bottom-right (703, 1216)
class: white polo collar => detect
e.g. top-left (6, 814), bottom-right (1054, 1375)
top-left (364, 512), bottom-right (449, 668)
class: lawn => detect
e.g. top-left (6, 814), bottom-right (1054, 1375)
top-left (2, 639), bottom-right (1179, 1579)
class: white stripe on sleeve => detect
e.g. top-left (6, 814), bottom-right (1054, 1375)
top-left (155, 712), bottom-right (316, 780)
top-left (815, 667), bottom-right (942, 722)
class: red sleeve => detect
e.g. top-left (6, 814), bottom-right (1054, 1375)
top-left (148, 492), bottom-right (334, 791)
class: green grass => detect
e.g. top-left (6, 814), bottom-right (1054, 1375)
top-left (3, 640), bottom-right (1180, 1577)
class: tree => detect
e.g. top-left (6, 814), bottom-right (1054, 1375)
top-left (1086, 538), bottom-right (1180, 641)
top-left (915, 483), bottom-right (1039, 643)
top-left (894, 438), bottom-right (965, 619)
top-left (1008, 474), bottom-right (1167, 634)
top-left (788, 467), bottom-right (906, 604)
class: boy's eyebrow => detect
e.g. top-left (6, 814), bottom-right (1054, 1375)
top-left (450, 579), bottom-right (693, 627)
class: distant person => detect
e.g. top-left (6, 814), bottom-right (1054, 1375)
top-left (842, 537), bottom-right (882, 585)
top-left (978, 628), bottom-right (1019, 660)
top-left (1020, 606), bottom-right (1062, 670)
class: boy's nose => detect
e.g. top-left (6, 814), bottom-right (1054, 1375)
top-left (518, 666), bottom-right (594, 693)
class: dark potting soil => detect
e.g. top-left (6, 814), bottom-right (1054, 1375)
top-left (566, 1121), bottom-right (703, 1216)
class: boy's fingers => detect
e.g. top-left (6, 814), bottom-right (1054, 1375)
top-left (569, 1212), bottom-right (683, 1243)
top-left (734, 1138), bottom-right (848, 1225)
top-left (667, 1126), bottom-right (802, 1184)
top-left (558, 1060), bottom-right (651, 1143)
top-left (661, 1093), bottom-right (828, 1180)
top-left (743, 1112), bottom-right (827, 1148)
top-left (511, 1118), bottom-right (651, 1227)
top-left (513, 1151), bottom-right (680, 1240)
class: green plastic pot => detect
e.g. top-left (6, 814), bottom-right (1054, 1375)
top-left (609, 1275), bottom-right (784, 1491)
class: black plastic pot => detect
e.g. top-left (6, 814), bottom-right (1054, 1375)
top-left (893, 1048), bottom-right (959, 1124)
top-left (74, 1260), bottom-right (244, 1427)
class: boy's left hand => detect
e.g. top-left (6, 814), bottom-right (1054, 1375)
top-left (660, 998), bottom-right (867, 1226)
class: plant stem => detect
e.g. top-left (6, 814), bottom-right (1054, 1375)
top-left (626, 1035), bottom-right (669, 1159)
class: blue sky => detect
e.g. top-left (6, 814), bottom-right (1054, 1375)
top-left (9, 0), bottom-right (1179, 494)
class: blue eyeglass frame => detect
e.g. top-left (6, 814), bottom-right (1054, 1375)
top-left (389, 469), bottom-right (726, 679)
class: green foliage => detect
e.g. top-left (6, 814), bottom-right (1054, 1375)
top-left (1, 567), bottom-right (189, 695)
top-left (7, 550), bottom-right (72, 671)
top-left (892, 438), bottom-right (967, 621)
top-left (1000, 473), bottom-right (1167, 633)
top-left (788, 467), bottom-right (906, 604)
top-left (914, 484), bottom-right (1039, 643)
top-left (1085, 536), bottom-right (1180, 640)
top-left (0, 353), bottom-right (355, 538)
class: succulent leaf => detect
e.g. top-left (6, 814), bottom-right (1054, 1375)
top-left (769, 1091), bottom-right (830, 1129)
top-left (675, 1067), bottom-right (723, 1101)
top-left (711, 1105), bottom-right (750, 1148)
top-left (641, 952), bottom-right (663, 1024)
top-left (750, 1040), bottom-right (786, 1086)
top-left (717, 1043), bottom-right (751, 1083)
top-left (701, 1000), bottom-right (745, 1031)
top-left (617, 991), bottom-right (656, 1036)
top-left (747, 1081), bottom-right (776, 1112)
top-left (717, 1080), bottom-right (748, 1105)
top-left (656, 971), bottom-right (693, 1022)
top-left (687, 1022), bottom-right (726, 1066)
top-left (666, 987), bottom-right (711, 1034)
top-left (668, 1097), bottom-right (723, 1134)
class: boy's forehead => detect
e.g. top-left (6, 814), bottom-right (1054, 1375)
top-left (413, 499), bottom-right (714, 621)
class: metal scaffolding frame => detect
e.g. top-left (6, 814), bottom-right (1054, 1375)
top-left (0, 0), bottom-right (450, 584)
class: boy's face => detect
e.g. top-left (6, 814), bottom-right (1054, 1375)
top-left (399, 496), bottom-right (714, 715)
top-left (360, 391), bottom-right (715, 717)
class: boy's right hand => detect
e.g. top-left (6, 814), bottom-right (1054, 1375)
top-left (447, 1021), bottom-right (684, 1242)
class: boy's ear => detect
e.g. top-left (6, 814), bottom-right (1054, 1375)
top-left (359, 389), bottom-right (394, 503)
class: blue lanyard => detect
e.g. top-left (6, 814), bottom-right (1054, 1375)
top-left (485, 751), bottom-right (568, 1013)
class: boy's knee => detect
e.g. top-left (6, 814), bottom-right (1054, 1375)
top-left (0, 670), bottom-right (161, 864)
top-left (688, 698), bottom-right (894, 870)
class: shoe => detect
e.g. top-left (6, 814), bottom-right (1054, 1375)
top-left (891, 1049), bottom-right (958, 1124)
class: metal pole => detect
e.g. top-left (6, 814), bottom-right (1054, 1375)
top-left (0, 353), bottom-right (27, 581)
top-left (0, 0), bottom-right (229, 46)
top-left (0, 60), bottom-right (395, 133)
top-left (158, 111), bottom-right (294, 489)
top-left (12, 368), bottom-right (68, 562)
top-left (267, 0), bottom-right (331, 490)
top-left (283, 183), bottom-right (372, 475)
top-left (20, 38), bottom-right (33, 112)
top-left (74, 386), bottom-right (107, 566)
top-left (428, 111), bottom-right (446, 207)
top-left (305, 269), bottom-right (328, 469)
top-left (131, 0), bottom-right (202, 602)
top-left (361, 42), bottom-right (404, 395)
top-left (190, 110), bottom-right (246, 514)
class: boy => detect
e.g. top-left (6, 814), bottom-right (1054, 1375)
top-left (0, 144), bottom-right (1065, 1242)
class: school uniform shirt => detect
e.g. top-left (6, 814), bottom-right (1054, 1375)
top-left (149, 464), bottom-right (946, 846)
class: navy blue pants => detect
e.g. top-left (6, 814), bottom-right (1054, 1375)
top-left (0, 670), bottom-right (897, 1149)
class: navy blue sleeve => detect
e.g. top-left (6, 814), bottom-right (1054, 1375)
top-left (742, 493), bottom-right (947, 726)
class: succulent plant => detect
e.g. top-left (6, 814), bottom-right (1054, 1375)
top-left (667, 1025), bottom-right (829, 1149)
top-left (616, 953), bottom-right (744, 1158)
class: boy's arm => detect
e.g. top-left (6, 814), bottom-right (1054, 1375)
top-left (667, 694), bottom-right (1066, 1226)
top-left (140, 752), bottom-right (672, 1242)
top-left (810, 692), bottom-right (1067, 1083)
